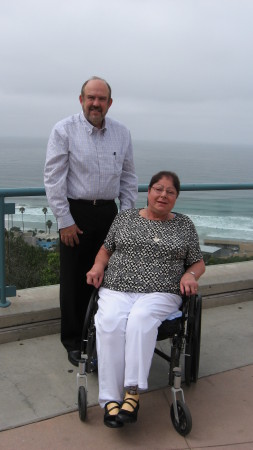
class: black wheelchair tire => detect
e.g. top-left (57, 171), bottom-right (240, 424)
top-left (184, 341), bottom-right (192, 386)
top-left (81, 289), bottom-right (98, 373)
top-left (170, 400), bottom-right (192, 436)
top-left (82, 289), bottom-right (98, 341)
top-left (191, 295), bottom-right (202, 382)
top-left (78, 386), bottom-right (87, 421)
top-left (184, 295), bottom-right (202, 385)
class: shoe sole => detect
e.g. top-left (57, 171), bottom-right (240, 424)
top-left (116, 413), bottom-right (138, 424)
top-left (104, 419), bottom-right (124, 428)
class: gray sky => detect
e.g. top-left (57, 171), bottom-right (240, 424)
top-left (1, 0), bottom-right (253, 144)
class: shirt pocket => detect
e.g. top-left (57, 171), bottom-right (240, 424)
top-left (100, 151), bottom-right (124, 177)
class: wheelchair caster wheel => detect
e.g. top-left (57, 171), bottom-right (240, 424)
top-left (170, 400), bottom-right (192, 436)
top-left (78, 386), bottom-right (87, 421)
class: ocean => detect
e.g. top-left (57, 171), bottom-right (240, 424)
top-left (0, 137), bottom-right (252, 242)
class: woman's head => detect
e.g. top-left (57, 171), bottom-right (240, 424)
top-left (146, 171), bottom-right (180, 220)
top-left (148, 171), bottom-right (180, 197)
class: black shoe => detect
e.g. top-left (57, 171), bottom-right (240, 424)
top-left (68, 350), bottom-right (81, 367)
top-left (104, 402), bottom-right (124, 428)
top-left (116, 393), bottom-right (139, 424)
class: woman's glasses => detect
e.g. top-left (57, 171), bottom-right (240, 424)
top-left (151, 186), bottom-right (177, 197)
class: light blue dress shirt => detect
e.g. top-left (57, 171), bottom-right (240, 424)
top-left (44, 112), bottom-right (138, 229)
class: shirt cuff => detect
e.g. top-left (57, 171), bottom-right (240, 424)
top-left (57, 214), bottom-right (75, 230)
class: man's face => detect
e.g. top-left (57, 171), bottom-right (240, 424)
top-left (79, 79), bottom-right (113, 128)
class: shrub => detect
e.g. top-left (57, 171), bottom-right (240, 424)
top-left (5, 234), bottom-right (60, 288)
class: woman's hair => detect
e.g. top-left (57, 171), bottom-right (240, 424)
top-left (148, 171), bottom-right (180, 196)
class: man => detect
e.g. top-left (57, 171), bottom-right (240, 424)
top-left (44, 76), bottom-right (138, 366)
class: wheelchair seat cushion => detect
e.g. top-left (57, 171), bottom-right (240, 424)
top-left (157, 317), bottom-right (182, 341)
top-left (166, 310), bottom-right (182, 320)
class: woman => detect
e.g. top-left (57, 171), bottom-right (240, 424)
top-left (86, 171), bottom-right (205, 428)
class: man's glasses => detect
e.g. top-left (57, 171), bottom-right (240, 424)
top-left (151, 185), bottom-right (177, 197)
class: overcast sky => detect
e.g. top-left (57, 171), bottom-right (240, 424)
top-left (1, 0), bottom-right (253, 144)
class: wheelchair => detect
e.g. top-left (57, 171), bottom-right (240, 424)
top-left (76, 288), bottom-right (202, 436)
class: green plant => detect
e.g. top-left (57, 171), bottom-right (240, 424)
top-left (5, 234), bottom-right (60, 289)
top-left (40, 252), bottom-right (60, 285)
top-left (206, 255), bottom-right (253, 265)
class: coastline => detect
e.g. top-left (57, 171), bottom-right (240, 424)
top-left (14, 230), bottom-right (253, 259)
top-left (203, 238), bottom-right (253, 258)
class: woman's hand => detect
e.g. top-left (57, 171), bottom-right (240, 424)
top-left (86, 264), bottom-right (105, 289)
top-left (86, 245), bottom-right (112, 288)
top-left (180, 272), bottom-right (199, 296)
top-left (180, 260), bottom-right (205, 295)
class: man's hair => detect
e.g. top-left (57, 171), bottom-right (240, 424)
top-left (149, 171), bottom-right (180, 196)
top-left (80, 76), bottom-right (112, 100)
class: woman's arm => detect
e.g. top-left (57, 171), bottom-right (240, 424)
top-left (180, 259), bottom-right (206, 296)
top-left (86, 245), bottom-right (112, 289)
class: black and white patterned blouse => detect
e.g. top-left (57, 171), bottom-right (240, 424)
top-left (102, 209), bottom-right (203, 295)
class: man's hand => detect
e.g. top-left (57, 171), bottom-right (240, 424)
top-left (60, 224), bottom-right (83, 247)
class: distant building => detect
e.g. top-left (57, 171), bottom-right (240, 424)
top-left (36, 238), bottom-right (58, 250)
top-left (200, 244), bottom-right (222, 263)
top-left (202, 238), bottom-right (253, 261)
top-left (22, 232), bottom-right (37, 247)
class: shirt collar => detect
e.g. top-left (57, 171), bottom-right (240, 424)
top-left (80, 111), bottom-right (107, 135)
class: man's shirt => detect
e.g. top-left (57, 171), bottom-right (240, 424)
top-left (44, 112), bottom-right (138, 229)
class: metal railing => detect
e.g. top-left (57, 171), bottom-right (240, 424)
top-left (1, 183), bottom-right (253, 307)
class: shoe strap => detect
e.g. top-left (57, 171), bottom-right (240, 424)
top-left (121, 397), bottom-right (139, 411)
top-left (106, 402), bottom-right (120, 414)
top-left (124, 393), bottom-right (139, 403)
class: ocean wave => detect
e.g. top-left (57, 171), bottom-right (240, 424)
top-left (190, 214), bottom-right (253, 232)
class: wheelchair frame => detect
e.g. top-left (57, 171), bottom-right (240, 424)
top-left (76, 289), bottom-right (202, 436)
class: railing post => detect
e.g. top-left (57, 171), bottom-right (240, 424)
top-left (0, 197), bottom-right (16, 307)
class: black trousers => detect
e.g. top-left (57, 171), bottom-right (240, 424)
top-left (59, 199), bottom-right (118, 352)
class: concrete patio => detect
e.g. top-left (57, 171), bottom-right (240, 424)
top-left (0, 261), bottom-right (253, 449)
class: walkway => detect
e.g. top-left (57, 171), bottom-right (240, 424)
top-left (1, 301), bottom-right (253, 449)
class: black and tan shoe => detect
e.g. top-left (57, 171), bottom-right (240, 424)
top-left (116, 393), bottom-right (139, 424)
top-left (104, 401), bottom-right (124, 428)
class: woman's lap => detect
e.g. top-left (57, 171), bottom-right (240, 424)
top-left (96, 287), bottom-right (182, 324)
top-left (95, 288), bottom-right (182, 405)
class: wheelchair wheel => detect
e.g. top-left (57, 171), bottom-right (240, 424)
top-left (170, 400), bottom-right (192, 436)
top-left (185, 295), bottom-right (202, 386)
top-left (83, 289), bottom-right (98, 339)
top-left (184, 341), bottom-right (192, 386)
top-left (191, 295), bottom-right (202, 382)
top-left (81, 289), bottom-right (98, 372)
top-left (78, 386), bottom-right (87, 421)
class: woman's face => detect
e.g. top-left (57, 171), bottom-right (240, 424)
top-left (147, 176), bottom-right (178, 216)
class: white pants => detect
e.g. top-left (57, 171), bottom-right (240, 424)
top-left (95, 287), bottom-right (182, 408)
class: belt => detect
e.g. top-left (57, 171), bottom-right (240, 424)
top-left (68, 198), bottom-right (115, 206)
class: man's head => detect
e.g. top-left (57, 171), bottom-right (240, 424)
top-left (79, 76), bottom-right (113, 128)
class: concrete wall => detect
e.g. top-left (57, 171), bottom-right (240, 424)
top-left (0, 261), bottom-right (252, 344)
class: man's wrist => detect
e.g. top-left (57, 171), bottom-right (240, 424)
top-left (57, 214), bottom-right (75, 230)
